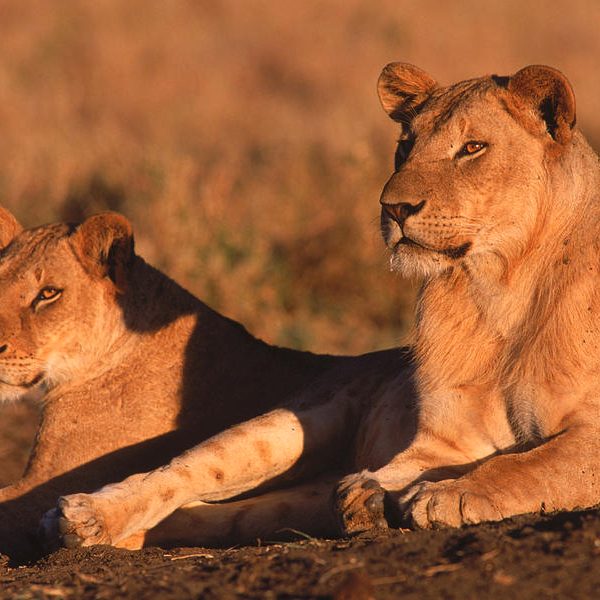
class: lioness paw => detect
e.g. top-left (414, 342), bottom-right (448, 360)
top-left (333, 473), bottom-right (388, 536)
top-left (400, 480), bottom-right (504, 529)
top-left (53, 494), bottom-right (111, 548)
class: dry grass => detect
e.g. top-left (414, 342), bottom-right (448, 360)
top-left (0, 0), bottom-right (598, 353)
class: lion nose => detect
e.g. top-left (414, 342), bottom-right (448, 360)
top-left (0, 344), bottom-right (7, 354)
top-left (381, 200), bottom-right (426, 226)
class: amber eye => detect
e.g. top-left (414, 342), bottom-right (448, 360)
top-left (458, 141), bottom-right (487, 157)
top-left (32, 286), bottom-right (62, 308)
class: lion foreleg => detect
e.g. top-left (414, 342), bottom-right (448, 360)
top-left (142, 474), bottom-right (341, 548)
top-left (45, 393), bottom-right (357, 547)
top-left (333, 460), bottom-right (463, 535)
top-left (401, 423), bottom-right (600, 529)
top-left (0, 481), bottom-right (29, 503)
top-left (335, 438), bottom-right (481, 535)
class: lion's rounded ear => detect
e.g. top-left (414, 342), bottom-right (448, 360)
top-left (508, 65), bottom-right (576, 145)
top-left (71, 212), bottom-right (134, 293)
top-left (0, 206), bottom-right (22, 248)
top-left (377, 63), bottom-right (437, 123)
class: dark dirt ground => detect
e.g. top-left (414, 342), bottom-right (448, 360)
top-left (1, 403), bottom-right (599, 600)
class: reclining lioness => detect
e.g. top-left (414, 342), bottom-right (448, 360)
top-left (42, 63), bottom-right (600, 548)
top-left (0, 207), bottom-right (407, 559)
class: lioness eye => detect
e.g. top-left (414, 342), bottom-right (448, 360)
top-left (32, 286), bottom-right (62, 308)
top-left (457, 141), bottom-right (487, 157)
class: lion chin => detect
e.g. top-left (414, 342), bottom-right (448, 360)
top-left (388, 238), bottom-right (469, 278)
top-left (0, 379), bottom-right (44, 403)
top-left (389, 246), bottom-right (450, 278)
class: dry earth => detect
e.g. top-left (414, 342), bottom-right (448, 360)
top-left (1, 507), bottom-right (599, 599)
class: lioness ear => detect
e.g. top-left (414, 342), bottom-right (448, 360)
top-left (377, 63), bottom-right (437, 123)
top-left (71, 212), bottom-right (134, 293)
top-left (0, 206), bottom-right (22, 248)
top-left (508, 65), bottom-right (576, 145)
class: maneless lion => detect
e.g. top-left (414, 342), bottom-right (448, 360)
top-left (0, 207), bottom-right (406, 560)
top-left (12, 62), bottom-right (600, 554)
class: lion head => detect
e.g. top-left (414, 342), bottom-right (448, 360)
top-left (0, 209), bottom-right (134, 402)
top-left (377, 63), bottom-right (585, 279)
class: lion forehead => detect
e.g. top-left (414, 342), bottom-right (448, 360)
top-left (411, 84), bottom-right (516, 143)
top-left (0, 224), bottom-right (75, 279)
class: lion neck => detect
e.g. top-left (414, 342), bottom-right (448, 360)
top-left (46, 256), bottom-right (260, 397)
top-left (120, 256), bottom-right (204, 333)
top-left (414, 132), bottom-right (600, 395)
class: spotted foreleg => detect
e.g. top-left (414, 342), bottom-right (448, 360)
top-left (140, 474), bottom-right (341, 548)
top-left (44, 393), bottom-right (358, 548)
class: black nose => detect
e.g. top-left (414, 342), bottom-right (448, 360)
top-left (0, 344), bottom-right (7, 354)
top-left (381, 200), bottom-right (426, 226)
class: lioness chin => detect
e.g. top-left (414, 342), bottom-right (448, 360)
top-left (4, 62), bottom-right (600, 557)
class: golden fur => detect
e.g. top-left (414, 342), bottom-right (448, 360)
top-left (372, 62), bottom-right (600, 527)
top-left (3, 63), bottom-right (600, 555)
top-left (0, 208), bottom-right (405, 559)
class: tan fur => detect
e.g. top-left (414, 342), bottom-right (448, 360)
top-left (372, 63), bottom-right (600, 527)
top-left (0, 211), bottom-right (406, 559)
top-left (6, 63), bottom-right (600, 554)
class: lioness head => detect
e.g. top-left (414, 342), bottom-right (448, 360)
top-left (0, 208), bottom-right (134, 401)
top-left (378, 64), bottom-right (578, 278)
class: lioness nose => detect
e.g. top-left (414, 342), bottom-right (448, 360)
top-left (381, 200), bottom-right (426, 226)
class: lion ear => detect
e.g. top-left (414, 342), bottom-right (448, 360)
top-left (377, 63), bottom-right (437, 123)
top-left (71, 212), bottom-right (134, 293)
top-left (0, 206), bottom-right (22, 248)
top-left (508, 65), bottom-right (576, 145)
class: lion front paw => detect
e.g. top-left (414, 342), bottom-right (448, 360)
top-left (42, 494), bottom-right (112, 548)
top-left (333, 473), bottom-right (388, 536)
top-left (399, 480), bottom-right (504, 529)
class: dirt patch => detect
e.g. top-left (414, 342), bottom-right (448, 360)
top-left (0, 509), bottom-right (598, 599)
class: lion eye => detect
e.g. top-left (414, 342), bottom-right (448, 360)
top-left (32, 286), bottom-right (62, 308)
top-left (458, 141), bottom-right (487, 157)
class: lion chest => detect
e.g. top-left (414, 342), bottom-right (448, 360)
top-left (501, 376), bottom-right (594, 443)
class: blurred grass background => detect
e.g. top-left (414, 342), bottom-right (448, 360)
top-left (1, 0), bottom-right (599, 483)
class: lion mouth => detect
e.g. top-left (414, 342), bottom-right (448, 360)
top-left (393, 236), bottom-right (429, 254)
top-left (395, 236), bottom-right (421, 249)
top-left (441, 242), bottom-right (471, 259)
top-left (393, 236), bottom-right (471, 259)
top-left (0, 372), bottom-right (45, 389)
